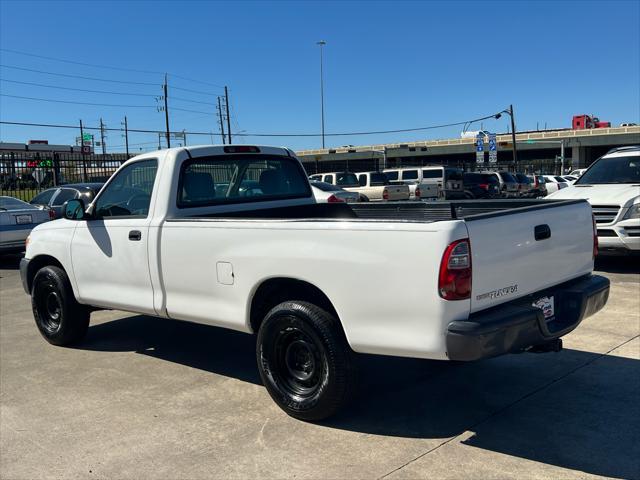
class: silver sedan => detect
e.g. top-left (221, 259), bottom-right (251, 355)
top-left (0, 196), bottom-right (52, 254)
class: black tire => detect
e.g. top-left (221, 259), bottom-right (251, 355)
top-left (359, 194), bottom-right (369, 202)
top-left (31, 266), bottom-right (90, 346)
top-left (256, 301), bottom-right (357, 421)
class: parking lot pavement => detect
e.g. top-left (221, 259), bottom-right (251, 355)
top-left (1, 255), bottom-right (638, 480)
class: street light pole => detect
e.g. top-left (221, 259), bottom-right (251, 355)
top-left (509, 104), bottom-right (518, 166)
top-left (317, 40), bottom-right (326, 150)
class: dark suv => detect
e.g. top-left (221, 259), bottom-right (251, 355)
top-left (462, 172), bottom-right (501, 199)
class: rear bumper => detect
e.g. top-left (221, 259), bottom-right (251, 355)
top-left (446, 274), bottom-right (610, 361)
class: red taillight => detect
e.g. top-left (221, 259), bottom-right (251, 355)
top-left (592, 214), bottom-right (598, 259)
top-left (48, 209), bottom-right (56, 220)
top-left (438, 239), bottom-right (472, 300)
top-left (382, 189), bottom-right (389, 200)
top-left (223, 145), bottom-right (260, 153)
top-left (415, 187), bottom-right (421, 198)
top-left (478, 183), bottom-right (489, 190)
top-left (327, 194), bottom-right (344, 203)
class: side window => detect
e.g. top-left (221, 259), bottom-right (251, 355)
top-left (385, 171), bottom-right (398, 181)
top-left (51, 189), bottom-right (78, 206)
top-left (323, 175), bottom-right (333, 184)
top-left (94, 159), bottom-right (158, 218)
top-left (422, 169), bottom-right (442, 179)
top-left (358, 174), bottom-right (367, 187)
top-left (30, 189), bottom-right (57, 205)
top-left (402, 170), bottom-right (419, 180)
top-left (178, 155), bottom-right (311, 207)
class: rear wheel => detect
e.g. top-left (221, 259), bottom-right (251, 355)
top-left (256, 301), bottom-right (357, 421)
top-left (32, 266), bottom-right (90, 346)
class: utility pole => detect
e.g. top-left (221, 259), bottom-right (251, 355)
top-left (164, 74), bottom-right (171, 148)
top-left (317, 40), bottom-right (327, 149)
top-left (509, 104), bottom-right (517, 166)
top-left (217, 96), bottom-right (226, 144)
top-left (224, 86), bottom-right (232, 144)
top-left (80, 119), bottom-right (88, 182)
top-left (99, 118), bottom-right (106, 155)
top-left (123, 116), bottom-right (129, 157)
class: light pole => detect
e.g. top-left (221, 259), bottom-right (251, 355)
top-left (495, 105), bottom-right (518, 166)
top-left (317, 40), bottom-right (327, 150)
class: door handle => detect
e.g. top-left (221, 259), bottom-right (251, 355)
top-left (534, 224), bottom-right (551, 241)
top-left (128, 230), bottom-right (142, 241)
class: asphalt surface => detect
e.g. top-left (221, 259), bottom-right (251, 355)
top-left (1, 254), bottom-right (638, 479)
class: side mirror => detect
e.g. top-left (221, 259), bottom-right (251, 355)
top-left (63, 199), bottom-right (86, 220)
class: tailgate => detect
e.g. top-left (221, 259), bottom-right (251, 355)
top-left (466, 200), bottom-right (594, 313)
top-left (387, 184), bottom-right (410, 201)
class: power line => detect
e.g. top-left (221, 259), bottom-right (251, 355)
top-left (172, 106), bottom-right (214, 115)
top-left (0, 94), bottom-right (154, 108)
top-left (0, 112), bottom-right (503, 137)
top-left (171, 85), bottom-right (220, 96)
top-left (0, 78), bottom-right (156, 97)
top-left (0, 64), bottom-right (159, 86)
top-left (0, 48), bottom-right (226, 88)
top-left (171, 96), bottom-right (217, 106)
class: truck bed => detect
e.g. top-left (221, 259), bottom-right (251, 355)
top-left (175, 199), bottom-right (586, 223)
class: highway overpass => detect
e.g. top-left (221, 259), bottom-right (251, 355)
top-left (296, 125), bottom-right (640, 174)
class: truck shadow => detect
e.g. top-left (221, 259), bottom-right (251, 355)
top-left (595, 255), bottom-right (640, 274)
top-left (81, 315), bottom-right (639, 479)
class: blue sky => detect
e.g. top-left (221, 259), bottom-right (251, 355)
top-left (1, 0), bottom-right (639, 152)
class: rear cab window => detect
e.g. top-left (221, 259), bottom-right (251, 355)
top-left (384, 171), bottom-right (399, 181)
top-left (335, 173), bottom-right (359, 187)
top-left (369, 172), bottom-right (389, 186)
top-left (178, 155), bottom-right (311, 208)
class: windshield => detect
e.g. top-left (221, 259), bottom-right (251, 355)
top-left (576, 155), bottom-right (640, 184)
top-left (0, 196), bottom-right (32, 210)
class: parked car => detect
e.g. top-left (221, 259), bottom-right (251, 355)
top-left (561, 175), bottom-right (578, 184)
top-left (482, 171), bottom-right (519, 197)
top-left (29, 183), bottom-right (104, 219)
top-left (310, 181), bottom-right (360, 203)
top-left (383, 166), bottom-right (464, 199)
top-left (351, 172), bottom-right (411, 202)
top-left (21, 144), bottom-right (609, 421)
top-left (569, 168), bottom-right (587, 177)
top-left (0, 196), bottom-right (51, 253)
top-left (548, 145), bottom-right (640, 255)
top-left (542, 175), bottom-right (569, 194)
top-left (462, 172), bottom-right (501, 199)
top-left (527, 175), bottom-right (548, 197)
top-left (513, 173), bottom-right (534, 197)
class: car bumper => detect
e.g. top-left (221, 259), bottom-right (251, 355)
top-left (0, 240), bottom-right (27, 254)
top-left (446, 274), bottom-right (610, 361)
top-left (19, 257), bottom-right (30, 294)
top-left (597, 220), bottom-right (640, 254)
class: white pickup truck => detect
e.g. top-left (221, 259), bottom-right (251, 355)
top-left (21, 145), bottom-right (610, 421)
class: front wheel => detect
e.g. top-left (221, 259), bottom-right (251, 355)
top-left (256, 301), bottom-right (357, 421)
top-left (32, 266), bottom-right (90, 346)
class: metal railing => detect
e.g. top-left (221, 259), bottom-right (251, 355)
top-left (0, 153), bottom-right (130, 201)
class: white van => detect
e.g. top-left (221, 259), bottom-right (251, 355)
top-left (383, 166), bottom-right (464, 199)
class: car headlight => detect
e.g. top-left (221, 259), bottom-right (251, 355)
top-left (622, 203), bottom-right (640, 220)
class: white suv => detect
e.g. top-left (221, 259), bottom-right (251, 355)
top-left (548, 146), bottom-right (640, 255)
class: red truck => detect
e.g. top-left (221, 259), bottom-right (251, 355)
top-left (572, 114), bottom-right (611, 129)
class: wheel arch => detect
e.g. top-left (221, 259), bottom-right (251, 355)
top-left (25, 255), bottom-right (66, 293)
top-left (248, 277), bottom-right (342, 335)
